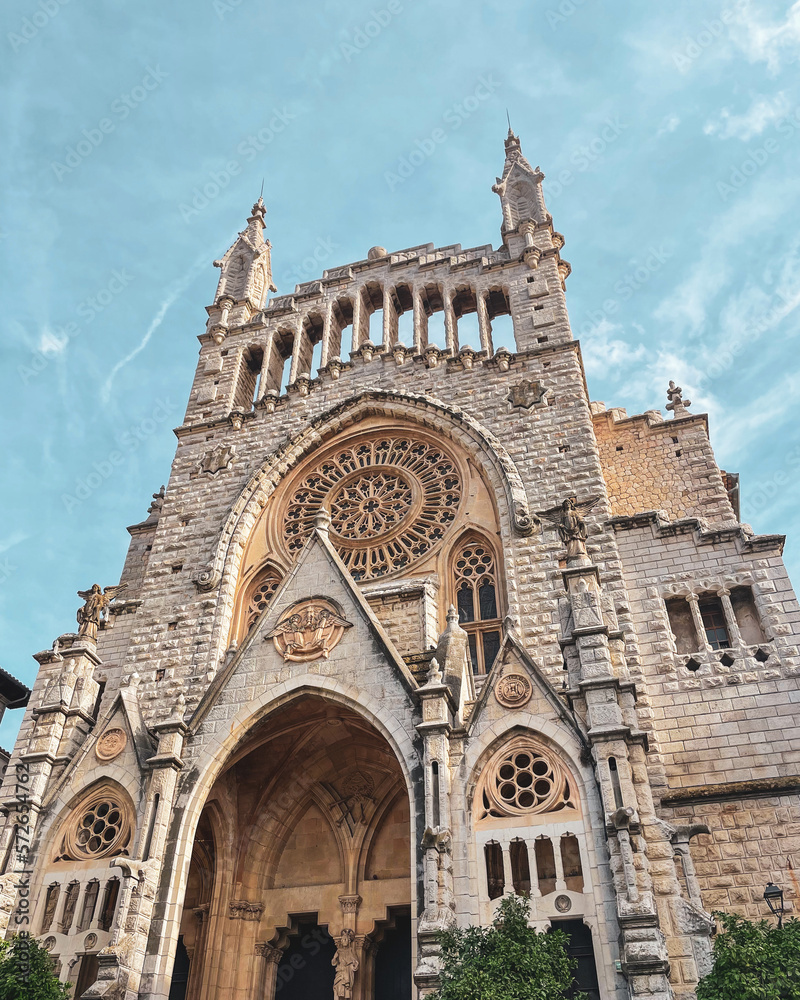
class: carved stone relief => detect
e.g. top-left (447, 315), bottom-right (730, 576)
top-left (266, 601), bottom-right (353, 662)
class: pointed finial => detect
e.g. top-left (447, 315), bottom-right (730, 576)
top-left (314, 506), bottom-right (331, 535)
top-left (426, 656), bottom-right (443, 685)
top-left (260, 177), bottom-right (264, 199)
top-left (506, 108), bottom-right (512, 132)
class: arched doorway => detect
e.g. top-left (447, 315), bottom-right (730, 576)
top-left (174, 696), bottom-right (413, 999)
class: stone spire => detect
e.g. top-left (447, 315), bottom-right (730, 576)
top-left (492, 128), bottom-right (549, 242)
top-left (211, 194), bottom-right (276, 314)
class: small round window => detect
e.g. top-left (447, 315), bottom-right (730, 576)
top-left (478, 738), bottom-right (578, 820)
top-left (57, 788), bottom-right (132, 862)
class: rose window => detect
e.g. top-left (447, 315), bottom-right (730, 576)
top-left (478, 739), bottom-right (577, 820)
top-left (283, 436), bottom-right (462, 581)
top-left (58, 789), bottom-right (132, 862)
top-left (330, 471), bottom-right (413, 539)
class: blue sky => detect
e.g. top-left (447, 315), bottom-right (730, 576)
top-left (2, 0), bottom-right (800, 747)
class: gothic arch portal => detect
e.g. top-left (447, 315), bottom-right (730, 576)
top-left (165, 694), bottom-right (414, 1000)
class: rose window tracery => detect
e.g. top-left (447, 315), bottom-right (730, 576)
top-left (283, 436), bottom-right (463, 580)
top-left (477, 739), bottom-right (577, 820)
top-left (57, 788), bottom-right (132, 862)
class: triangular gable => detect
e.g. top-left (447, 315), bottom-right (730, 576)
top-left (190, 526), bottom-right (418, 731)
top-left (467, 633), bottom-right (589, 750)
top-left (41, 684), bottom-right (155, 810)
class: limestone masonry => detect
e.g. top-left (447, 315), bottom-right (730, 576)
top-left (2, 129), bottom-right (798, 1000)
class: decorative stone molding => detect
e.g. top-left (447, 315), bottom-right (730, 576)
top-left (229, 899), bottom-right (264, 920)
top-left (266, 600), bottom-right (353, 662)
top-left (197, 444), bottom-right (236, 476)
top-left (494, 672), bottom-right (532, 709)
top-left (95, 728), bottom-right (127, 762)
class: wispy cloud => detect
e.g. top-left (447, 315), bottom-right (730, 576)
top-left (704, 92), bottom-right (791, 140)
top-left (99, 257), bottom-right (206, 405)
top-left (0, 531), bottom-right (29, 555)
top-left (581, 319), bottom-right (647, 378)
top-left (729, 1), bottom-right (800, 74)
top-left (38, 327), bottom-right (69, 356)
top-left (656, 113), bottom-right (681, 137)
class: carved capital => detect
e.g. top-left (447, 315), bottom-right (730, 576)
top-left (338, 894), bottom-right (362, 915)
top-left (229, 899), bottom-right (264, 921)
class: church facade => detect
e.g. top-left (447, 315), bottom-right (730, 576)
top-left (1, 130), bottom-right (799, 1000)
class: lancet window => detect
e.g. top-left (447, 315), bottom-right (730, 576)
top-left (453, 535), bottom-right (502, 674)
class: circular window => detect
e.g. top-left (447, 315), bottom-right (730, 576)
top-left (478, 739), bottom-right (577, 820)
top-left (58, 788), bottom-right (132, 862)
top-left (282, 435), bottom-right (463, 581)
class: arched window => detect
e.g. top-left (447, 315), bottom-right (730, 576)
top-left (560, 834), bottom-right (584, 892)
top-left (40, 883), bottom-right (60, 934)
top-left (98, 878), bottom-right (120, 932)
top-left (535, 837), bottom-right (556, 896)
top-left (77, 879), bottom-right (100, 932)
top-left (484, 841), bottom-right (504, 900)
top-left (453, 535), bottom-right (502, 675)
top-left (509, 839), bottom-right (531, 894)
top-left (244, 567), bottom-right (283, 635)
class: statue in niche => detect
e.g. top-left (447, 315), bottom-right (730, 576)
top-left (76, 583), bottom-right (127, 641)
top-left (332, 927), bottom-right (359, 999)
top-left (538, 497), bottom-right (600, 560)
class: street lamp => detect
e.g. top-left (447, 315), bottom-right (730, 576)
top-left (764, 882), bottom-right (785, 928)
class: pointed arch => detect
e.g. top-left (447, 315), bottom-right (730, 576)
top-left (193, 390), bottom-right (537, 668)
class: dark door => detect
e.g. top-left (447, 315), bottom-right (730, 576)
top-left (75, 954), bottom-right (99, 1000)
top-left (550, 919), bottom-right (601, 1000)
top-left (275, 921), bottom-right (336, 998)
top-left (374, 913), bottom-right (412, 1000)
top-left (167, 935), bottom-right (190, 1000)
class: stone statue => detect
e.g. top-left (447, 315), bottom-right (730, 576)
top-left (666, 380), bottom-right (691, 418)
top-left (332, 927), bottom-right (359, 998)
top-left (538, 497), bottom-right (600, 561)
top-left (76, 584), bottom-right (127, 641)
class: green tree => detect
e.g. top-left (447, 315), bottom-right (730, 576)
top-left (697, 912), bottom-right (800, 1000)
top-left (0, 935), bottom-right (71, 1000)
top-left (431, 894), bottom-right (580, 1000)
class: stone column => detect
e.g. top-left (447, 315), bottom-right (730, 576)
top-left (253, 942), bottom-right (282, 1000)
top-left (718, 589), bottom-right (742, 647)
top-left (320, 300), bottom-right (335, 368)
top-left (412, 286), bottom-right (427, 354)
top-left (414, 661), bottom-right (457, 996)
top-left (476, 293), bottom-right (493, 355)
top-left (443, 292), bottom-right (457, 355)
top-left (351, 292), bottom-right (363, 352)
top-left (382, 286), bottom-right (395, 349)
top-left (687, 594), bottom-right (711, 652)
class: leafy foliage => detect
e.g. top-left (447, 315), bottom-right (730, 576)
top-left (431, 894), bottom-right (580, 1000)
top-left (697, 912), bottom-right (800, 1000)
top-left (0, 936), bottom-right (71, 1000)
